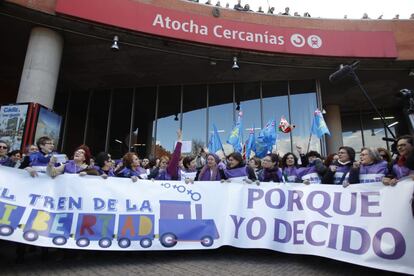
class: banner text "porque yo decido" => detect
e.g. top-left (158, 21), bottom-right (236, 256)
top-left (230, 188), bottom-right (406, 260)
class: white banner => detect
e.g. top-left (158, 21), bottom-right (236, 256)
top-left (0, 166), bottom-right (413, 274)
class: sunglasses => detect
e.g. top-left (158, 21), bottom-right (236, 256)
top-left (0, 146), bottom-right (8, 150)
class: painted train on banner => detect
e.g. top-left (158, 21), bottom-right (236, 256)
top-left (0, 199), bottom-right (219, 249)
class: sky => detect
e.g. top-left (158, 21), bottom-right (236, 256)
top-left (219, 0), bottom-right (414, 19)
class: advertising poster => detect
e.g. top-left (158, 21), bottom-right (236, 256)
top-left (34, 107), bottom-right (62, 145)
top-left (0, 104), bottom-right (29, 150)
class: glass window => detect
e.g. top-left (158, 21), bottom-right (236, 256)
top-left (208, 83), bottom-right (234, 147)
top-left (361, 111), bottom-right (396, 151)
top-left (132, 87), bottom-right (156, 159)
top-left (53, 91), bottom-right (69, 152)
top-left (62, 90), bottom-right (89, 154)
top-left (235, 82), bottom-right (261, 144)
top-left (85, 89), bottom-right (111, 156)
top-left (156, 86), bottom-right (181, 153)
top-left (341, 113), bottom-right (364, 154)
top-left (108, 89), bottom-right (133, 159)
top-left (289, 80), bottom-right (320, 154)
top-left (262, 81), bottom-right (290, 155)
top-left (182, 85), bottom-right (207, 154)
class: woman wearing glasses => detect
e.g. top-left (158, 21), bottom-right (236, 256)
top-left (47, 145), bottom-right (92, 177)
top-left (347, 147), bottom-right (388, 186)
top-left (221, 152), bottom-right (257, 182)
top-left (383, 135), bottom-right (414, 186)
top-left (23, 136), bottom-right (56, 177)
top-left (258, 153), bottom-right (283, 182)
top-left (0, 140), bottom-right (9, 165)
top-left (322, 146), bottom-right (355, 185)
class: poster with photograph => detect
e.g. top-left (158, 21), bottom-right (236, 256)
top-left (0, 104), bottom-right (29, 150)
top-left (34, 107), bottom-right (62, 145)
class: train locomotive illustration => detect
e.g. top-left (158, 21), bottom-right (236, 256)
top-left (1, 200), bottom-right (219, 249)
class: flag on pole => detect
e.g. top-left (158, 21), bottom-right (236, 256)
top-left (278, 116), bottom-right (295, 133)
top-left (311, 109), bottom-right (330, 138)
top-left (208, 124), bottom-right (223, 154)
top-left (245, 126), bottom-right (256, 160)
top-left (255, 119), bottom-right (277, 158)
top-left (227, 111), bottom-right (243, 153)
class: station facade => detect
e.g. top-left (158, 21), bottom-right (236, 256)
top-left (1, 0), bottom-right (414, 158)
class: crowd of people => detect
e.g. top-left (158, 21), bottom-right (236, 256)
top-left (1, 130), bottom-right (413, 187)
top-left (186, 0), bottom-right (414, 20)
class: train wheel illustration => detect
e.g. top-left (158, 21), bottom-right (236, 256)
top-left (0, 225), bottom-right (14, 236)
top-left (200, 236), bottom-right (214, 247)
top-left (160, 233), bottom-right (177, 248)
top-left (23, 230), bottom-right (39, 242)
top-left (52, 236), bottom-right (67, 246)
top-left (140, 238), bottom-right (152, 248)
top-left (118, 238), bottom-right (131, 248)
top-left (99, 238), bottom-right (112, 248)
top-left (76, 237), bottom-right (90, 247)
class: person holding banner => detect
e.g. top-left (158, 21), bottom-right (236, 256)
top-left (297, 150), bottom-right (327, 184)
top-left (94, 152), bottom-right (115, 178)
top-left (195, 153), bottom-right (223, 181)
top-left (258, 153), bottom-right (283, 182)
top-left (383, 135), bottom-right (414, 186)
top-left (23, 136), bottom-right (56, 177)
top-left (149, 129), bottom-right (182, 180)
top-left (347, 147), bottom-right (388, 185)
top-left (248, 157), bottom-right (262, 179)
top-left (322, 146), bottom-right (355, 185)
top-left (221, 152), bottom-right (257, 182)
top-left (47, 145), bottom-right (94, 177)
top-left (181, 155), bottom-right (198, 183)
top-left (281, 152), bottom-right (301, 183)
top-left (116, 152), bottom-right (147, 182)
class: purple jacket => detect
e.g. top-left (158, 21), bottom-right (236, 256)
top-left (258, 167), bottom-right (283, 182)
top-left (93, 165), bottom-right (115, 177)
top-left (29, 151), bottom-right (51, 167)
top-left (117, 167), bottom-right (140, 178)
top-left (349, 161), bottom-right (388, 184)
top-left (197, 167), bottom-right (222, 181)
top-left (283, 166), bottom-right (301, 183)
top-left (298, 166), bottom-right (321, 184)
top-left (0, 156), bottom-right (9, 165)
top-left (155, 141), bottom-right (182, 181)
top-left (64, 160), bottom-right (88, 174)
top-left (223, 165), bottom-right (257, 180)
top-left (392, 163), bottom-right (413, 179)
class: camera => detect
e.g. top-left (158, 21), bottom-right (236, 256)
top-left (399, 89), bottom-right (414, 98)
top-left (397, 89), bottom-right (414, 114)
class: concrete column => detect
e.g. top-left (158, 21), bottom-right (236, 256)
top-left (17, 27), bottom-right (63, 109)
top-left (325, 105), bottom-right (343, 154)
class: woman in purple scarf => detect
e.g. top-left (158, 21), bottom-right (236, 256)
top-left (348, 147), bottom-right (388, 185)
top-left (258, 153), bottom-right (283, 182)
top-left (196, 153), bottom-right (223, 181)
top-left (281, 152), bottom-right (300, 183)
top-left (322, 146), bottom-right (355, 185)
top-left (222, 152), bottom-right (257, 182)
